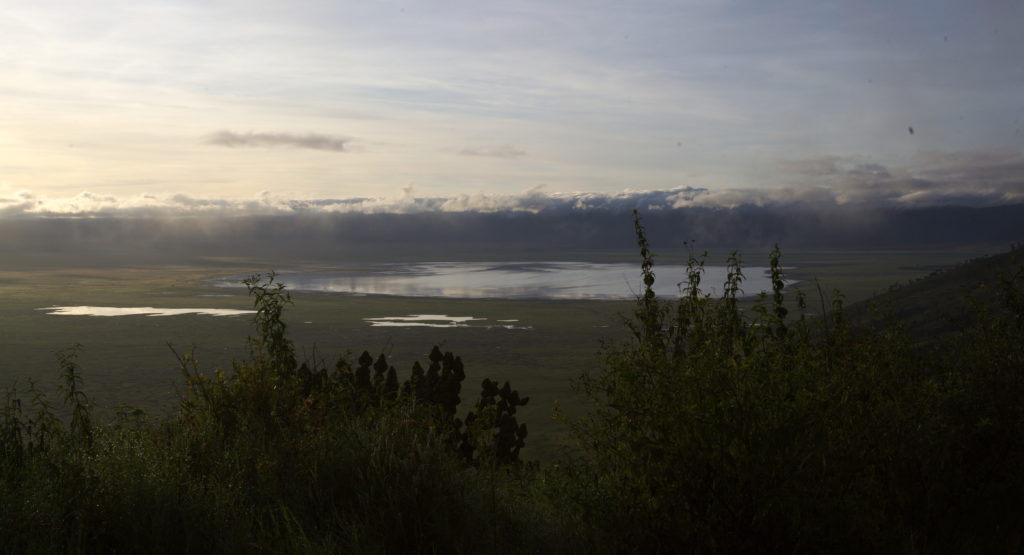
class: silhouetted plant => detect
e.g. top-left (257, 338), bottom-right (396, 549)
top-left (57, 344), bottom-right (92, 447)
top-left (243, 272), bottom-right (296, 375)
top-left (460, 378), bottom-right (530, 467)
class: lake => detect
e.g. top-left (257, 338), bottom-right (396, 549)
top-left (39, 306), bottom-right (255, 317)
top-left (214, 261), bottom-right (785, 300)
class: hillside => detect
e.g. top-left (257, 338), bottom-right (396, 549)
top-left (845, 242), bottom-right (1024, 343)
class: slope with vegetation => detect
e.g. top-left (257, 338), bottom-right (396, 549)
top-left (846, 241), bottom-right (1024, 344)
top-left (3, 213), bottom-right (1023, 553)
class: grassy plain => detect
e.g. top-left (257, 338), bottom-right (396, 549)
top-left (0, 245), bottom-right (1004, 462)
top-left (0, 264), bottom-right (631, 461)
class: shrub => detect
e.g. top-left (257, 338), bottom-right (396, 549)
top-left (549, 211), bottom-right (1024, 553)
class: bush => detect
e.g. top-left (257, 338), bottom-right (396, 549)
top-left (547, 211), bottom-right (1024, 554)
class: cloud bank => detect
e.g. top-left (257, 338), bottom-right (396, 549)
top-left (2, 150), bottom-right (1015, 220)
top-left (1, 148), bottom-right (1022, 258)
top-left (3, 150), bottom-right (1020, 218)
top-left (205, 131), bottom-right (351, 152)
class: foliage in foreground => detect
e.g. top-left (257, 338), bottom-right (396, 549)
top-left (3, 217), bottom-right (1024, 553)
top-left (1, 274), bottom-right (543, 554)
top-left (544, 212), bottom-right (1024, 553)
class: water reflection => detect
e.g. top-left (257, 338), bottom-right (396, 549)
top-left (220, 262), bottom-right (785, 300)
top-left (40, 306), bottom-right (255, 317)
top-left (364, 314), bottom-right (531, 329)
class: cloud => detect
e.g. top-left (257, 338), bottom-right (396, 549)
top-left (766, 150), bottom-right (1024, 208)
top-left (205, 131), bottom-right (351, 152)
top-left (0, 189), bottom-right (40, 216)
top-left (4, 157), bottom-right (1024, 259)
top-left (2, 149), bottom-right (1023, 219)
top-left (657, 150), bottom-right (1024, 210)
top-left (456, 144), bottom-right (526, 158)
top-left (0, 184), bottom-right (703, 218)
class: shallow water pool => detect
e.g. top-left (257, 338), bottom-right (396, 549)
top-left (216, 262), bottom-right (785, 300)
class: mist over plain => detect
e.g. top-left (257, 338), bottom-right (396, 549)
top-left (4, 196), bottom-right (1023, 268)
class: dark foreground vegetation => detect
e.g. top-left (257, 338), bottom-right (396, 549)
top-left (3, 216), bottom-right (1024, 554)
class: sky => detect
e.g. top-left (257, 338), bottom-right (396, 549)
top-left (2, 0), bottom-right (1023, 214)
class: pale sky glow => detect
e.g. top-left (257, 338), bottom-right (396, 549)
top-left (2, 0), bottom-right (1022, 206)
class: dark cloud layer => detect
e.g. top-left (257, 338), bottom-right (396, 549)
top-left (205, 131), bottom-right (350, 152)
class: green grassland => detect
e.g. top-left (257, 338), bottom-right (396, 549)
top-left (0, 245), bottom-right (1003, 462)
top-left (0, 264), bottom-right (632, 461)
